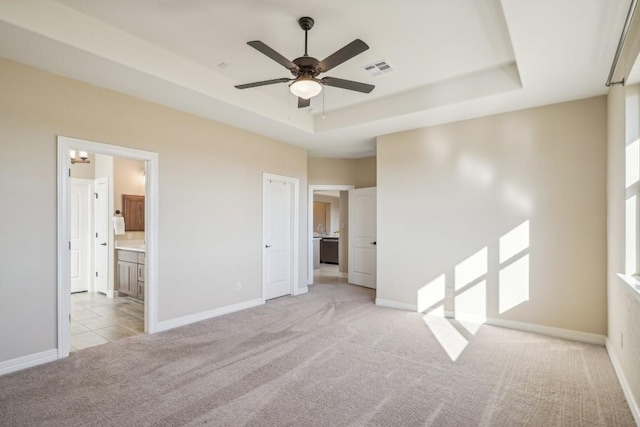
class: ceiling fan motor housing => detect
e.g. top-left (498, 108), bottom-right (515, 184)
top-left (292, 56), bottom-right (321, 80)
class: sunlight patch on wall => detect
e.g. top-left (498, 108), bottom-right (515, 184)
top-left (499, 221), bottom-right (529, 263)
top-left (454, 247), bottom-right (488, 291)
top-left (626, 195), bottom-right (637, 275)
top-left (498, 220), bottom-right (530, 314)
top-left (417, 274), bottom-right (446, 313)
top-left (499, 255), bottom-right (530, 314)
top-left (455, 280), bottom-right (487, 330)
top-left (626, 139), bottom-right (639, 188)
top-left (422, 306), bottom-right (468, 362)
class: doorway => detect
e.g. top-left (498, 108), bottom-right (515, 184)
top-left (57, 136), bottom-right (159, 359)
top-left (68, 151), bottom-right (148, 351)
top-left (307, 185), bottom-right (354, 285)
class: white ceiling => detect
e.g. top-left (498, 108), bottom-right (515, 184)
top-left (0, 0), bottom-right (633, 157)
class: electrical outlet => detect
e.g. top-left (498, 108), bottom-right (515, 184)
top-left (236, 282), bottom-right (242, 291)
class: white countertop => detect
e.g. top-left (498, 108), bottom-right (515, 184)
top-left (115, 240), bottom-right (146, 253)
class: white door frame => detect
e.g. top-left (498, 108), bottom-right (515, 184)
top-left (94, 176), bottom-right (109, 296)
top-left (57, 136), bottom-right (159, 359)
top-left (262, 173), bottom-right (300, 300)
top-left (307, 184), bottom-right (354, 285)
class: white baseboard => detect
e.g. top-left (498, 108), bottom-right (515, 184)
top-left (0, 349), bottom-right (58, 376)
top-left (605, 339), bottom-right (640, 426)
top-left (106, 290), bottom-right (116, 298)
top-left (375, 298), bottom-right (417, 312)
top-left (380, 298), bottom-right (606, 346)
top-left (483, 317), bottom-right (606, 345)
top-left (155, 298), bottom-right (264, 333)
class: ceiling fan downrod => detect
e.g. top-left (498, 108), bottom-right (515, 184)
top-left (298, 17), bottom-right (314, 57)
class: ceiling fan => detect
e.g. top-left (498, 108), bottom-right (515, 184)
top-left (235, 16), bottom-right (375, 108)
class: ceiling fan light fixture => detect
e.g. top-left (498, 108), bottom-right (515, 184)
top-left (290, 78), bottom-right (322, 99)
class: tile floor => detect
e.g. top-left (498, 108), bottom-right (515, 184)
top-left (70, 292), bottom-right (144, 352)
top-left (70, 264), bottom-right (336, 352)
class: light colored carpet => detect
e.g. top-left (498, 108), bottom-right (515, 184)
top-left (0, 277), bottom-right (635, 426)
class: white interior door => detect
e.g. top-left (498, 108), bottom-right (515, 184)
top-left (263, 177), bottom-right (293, 300)
top-left (70, 179), bottom-right (92, 293)
top-left (95, 177), bottom-right (109, 295)
top-left (349, 187), bottom-right (377, 289)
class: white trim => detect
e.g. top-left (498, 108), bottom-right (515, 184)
top-left (484, 317), bottom-right (606, 345)
top-left (606, 339), bottom-right (640, 426)
top-left (378, 296), bottom-right (606, 345)
top-left (105, 289), bottom-right (116, 299)
top-left (0, 349), bottom-right (58, 376)
top-left (57, 136), bottom-right (160, 362)
top-left (375, 298), bottom-right (417, 311)
top-left (617, 274), bottom-right (640, 303)
top-left (155, 298), bottom-right (264, 332)
top-left (262, 173), bottom-right (300, 299)
top-left (308, 184), bottom-right (354, 284)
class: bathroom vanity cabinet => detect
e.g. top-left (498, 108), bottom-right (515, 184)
top-left (117, 249), bottom-right (145, 300)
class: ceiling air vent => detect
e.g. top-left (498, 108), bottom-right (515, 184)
top-left (363, 60), bottom-right (394, 76)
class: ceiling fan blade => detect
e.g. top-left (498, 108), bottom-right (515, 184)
top-left (247, 41), bottom-right (298, 71)
top-left (298, 97), bottom-right (311, 109)
top-left (317, 39), bottom-right (369, 72)
top-left (235, 78), bottom-right (291, 89)
top-left (321, 77), bottom-right (374, 93)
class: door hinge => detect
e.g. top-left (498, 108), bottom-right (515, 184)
top-left (68, 169), bottom-right (71, 177)
top-left (95, 193), bottom-right (98, 199)
top-left (96, 232), bottom-right (98, 238)
top-left (68, 241), bottom-right (71, 250)
top-left (69, 314), bottom-right (71, 322)
top-left (96, 271), bottom-right (98, 277)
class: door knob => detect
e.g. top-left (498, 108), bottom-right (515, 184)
top-left (265, 244), bottom-right (272, 248)
top-left (100, 242), bottom-right (107, 246)
top-left (370, 241), bottom-right (377, 245)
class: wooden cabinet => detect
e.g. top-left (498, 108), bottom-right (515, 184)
top-left (122, 194), bottom-right (145, 231)
top-left (320, 238), bottom-right (339, 264)
top-left (137, 253), bottom-right (145, 300)
top-left (117, 249), bottom-right (145, 300)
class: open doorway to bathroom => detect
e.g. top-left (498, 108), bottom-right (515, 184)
top-left (58, 136), bottom-right (159, 360)
top-left (69, 150), bottom-right (147, 352)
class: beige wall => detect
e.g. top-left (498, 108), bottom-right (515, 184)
top-left (0, 58), bottom-right (307, 362)
top-left (308, 156), bottom-right (376, 188)
top-left (377, 97), bottom-right (607, 335)
top-left (607, 84), bottom-right (640, 414)
top-left (114, 157), bottom-right (146, 241)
